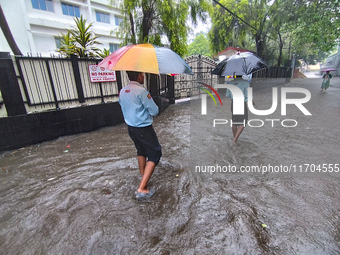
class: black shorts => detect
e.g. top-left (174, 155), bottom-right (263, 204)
top-left (128, 125), bottom-right (162, 165)
top-left (231, 100), bottom-right (248, 126)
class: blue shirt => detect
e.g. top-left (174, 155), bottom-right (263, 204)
top-left (226, 77), bottom-right (250, 102)
top-left (119, 81), bottom-right (159, 127)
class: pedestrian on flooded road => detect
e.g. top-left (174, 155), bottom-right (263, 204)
top-left (119, 71), bottom-right (162, 199)
top-left (321, 71), bottom-right (332, 92)
top-left (226, 75), bottom-right (251, 144)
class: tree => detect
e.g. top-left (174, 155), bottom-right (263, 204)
top-left (113, 0), bottom-right (211, 57)
top-left (69, 16), bottom-right (101, 57)
top-left (187, 32), bottom-right (212, 57)
top-left (273, 0), bottom-right (339, 67)
top-left (266, 0), bottom-right (298, 67)
top-left (293, 0), bottom-right (340, 52)
top-left (97, 48), bottom-right (111, 58)
top-left (57, 16), bottom-right (101, 57)
top-left (209, 0), bottom-right (276, 60)
top-left (209, 0), bottom-right (339, 67)
top-left (56, 32), bottom-right (75, 57)
top-left (0, 5), bottom-right (22, 55)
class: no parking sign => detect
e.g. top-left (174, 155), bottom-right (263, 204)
top-left (88, 65), bottom-right (116, 82)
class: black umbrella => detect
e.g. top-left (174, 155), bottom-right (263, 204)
top-left (212, 52), bottom-right (269, 76)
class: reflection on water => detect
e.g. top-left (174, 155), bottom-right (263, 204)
top-left (1, 78), bottom-right (340, 254)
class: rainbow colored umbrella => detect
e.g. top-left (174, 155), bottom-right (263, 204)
top-left (98, 44), bottom-right (193, 75)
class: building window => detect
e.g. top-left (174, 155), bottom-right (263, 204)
top-left (110, 43), bottom-right (119, 53)
top-left (61, 3), bottom-right (80, 17)
top-left (96, 11), bottom-right (110, 24)
top-left (55, 37), bottom-right (62, 49)
top-left (31, 0), bottom-right (54, 12)
top-left (115, 16), bottom-right (123, 26)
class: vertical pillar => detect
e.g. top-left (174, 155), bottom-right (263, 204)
top-left (0, 53), bottom-right (26, 116)
top-left (70, 54), bottom-right (85, 103)
top-left (149, 74), bottom-right (159, 97)
top-left (116, 71), bottom-right (122, 92)
top-left (167, 75), bottom-right (175, 104)
top-left (218, 75), bottom-right (225, 84)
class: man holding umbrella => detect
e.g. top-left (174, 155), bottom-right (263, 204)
top-left (226, 75), bottom-right (251, 144)
top-left (212, 51), bottom-right (269, 143)
top-left (98, 44), bottom-right (193, 198)
top-left (119, 71), bottom-right (162, 199)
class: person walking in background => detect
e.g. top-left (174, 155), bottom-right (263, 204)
top-left (226, 75), bottom-right (251, 144)
top-left (119, 71), bottom-right (162, 199)
top-left (321, 71), bottom-right (332, 92)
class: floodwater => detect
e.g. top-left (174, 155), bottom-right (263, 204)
top-left (1, 76), bottom-right (340, 254)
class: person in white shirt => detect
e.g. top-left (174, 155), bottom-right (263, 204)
top-left (119, 71), bottom-right (162, 199)
top-left (226, 76), bottom-right (251, 144)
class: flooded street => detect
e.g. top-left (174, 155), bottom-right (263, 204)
top-left (1, 77), bottom-right (340, 254)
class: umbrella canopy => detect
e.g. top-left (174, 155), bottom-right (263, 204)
top-left (212, 52), bottom-right (269, 76)
top-left (321, 68), bottom-right (336, 72)
top-left (98, 44), bottom-right (193, 75)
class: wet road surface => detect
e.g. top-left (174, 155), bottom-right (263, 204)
top-left (1, 77), bottom-right (340, 254)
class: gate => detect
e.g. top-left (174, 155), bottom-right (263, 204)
top-left (174, 55), bottom-right (218, 99)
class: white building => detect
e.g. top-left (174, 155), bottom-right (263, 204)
top-left (0, 0), bottom-right (123, 56)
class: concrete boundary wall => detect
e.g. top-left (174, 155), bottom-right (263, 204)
top-left (0, 102), bottom-right (124, 153)
top-left (0, 96), bottom-right (169, 153)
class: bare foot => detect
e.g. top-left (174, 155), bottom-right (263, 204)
top-left (137, 188), bottom-right (150, 193)
top-left (136, 187), bottom-right (155, 199)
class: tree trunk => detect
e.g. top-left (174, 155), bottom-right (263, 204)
top-left (129, 11), bottom-right (136, 44)
top-left (277, 30), bottom-right (283, 67)
top-left (255, 33), bottom-right (264, 59)
top-left (142, 5), bottom-right (153, 43)
top-left (0, 6), bottom-right (22, 55)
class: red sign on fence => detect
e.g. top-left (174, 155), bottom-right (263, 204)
top-left (89, 65), bottom-right (116, 83)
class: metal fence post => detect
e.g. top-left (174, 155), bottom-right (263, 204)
top-left (70, 54), bottom-right (85, 103)
top-left (149, 74), bottom-right (159, 97)
top-left (116, 71), bottom-right (122, 91)
top-left (0, 53), bottom-right (26, 116)
top-left (167, 75), bottom-right (175, 104)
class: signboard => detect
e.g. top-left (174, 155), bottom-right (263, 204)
top-left (88, 65), bottom-right (116, 83)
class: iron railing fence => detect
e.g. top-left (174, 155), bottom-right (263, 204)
top-left (144, 73), bottom-right (169, 97)
top-left (252, 66), bottom-right (292, 78)
top-left (4, 54), bottom-right (292, 115)
top-left (78, 59), bottom-right (120, 103)
top-left (15, 55), bottom-right (125, 111)
top-left (174, 54), bottom-right (292, 100)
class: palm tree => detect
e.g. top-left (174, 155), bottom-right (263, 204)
top-left (97, 48), bottom-right (111, 59)
top-left (56, 32), bottom-right (75, 57)
top-left (69, 15), bottom-right (101, 57)
top-left (57, 15), bottom-right (101, 58)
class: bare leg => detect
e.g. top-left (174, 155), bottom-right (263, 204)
top-left (138, 155), bottom-right (146, 175)
top-left (232, 125), bottom-right (237, 138)
top-left (233, 125), bottom-right (245, 144)
top-left (137, 161), bottom-right (156, 193)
